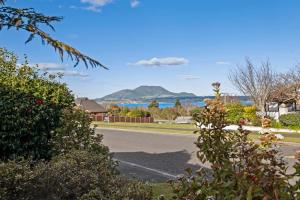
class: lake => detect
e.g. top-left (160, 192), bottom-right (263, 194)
top-left (118, 101), bottom-right (206, 108)
top-left (118, 100), bottom-right (252, 109)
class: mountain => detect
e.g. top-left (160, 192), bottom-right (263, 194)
top-left (97, 86), bottom-right (196, 101)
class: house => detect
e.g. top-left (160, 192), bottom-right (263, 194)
top-left (266, 83), bottom-right (300, 119)
top-left (75, 97), bottom-right (107, 116)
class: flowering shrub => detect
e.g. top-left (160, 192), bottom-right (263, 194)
top-left (0, 48), bottom-right (74, 160)
top-left (170, 83), bottom-right (298, 200)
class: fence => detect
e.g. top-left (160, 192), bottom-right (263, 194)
top-left (92, 115), bottom-right (154, 123)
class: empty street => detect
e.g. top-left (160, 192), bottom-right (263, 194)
top-left (98, 128), bottom-right (300, 182)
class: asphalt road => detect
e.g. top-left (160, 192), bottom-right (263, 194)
top-left (96, 128), bottom-right (300, 182)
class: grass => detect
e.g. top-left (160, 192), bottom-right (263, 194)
top-left (93, 121), bottom-right (195, 130)
top-left (92, 121), bottom-right (196, 134)
top-left (248, 132), bottom-right (300, 143)
top-left (93, 121), bottom-right (300, 143)
top-left (151, 183), bottom-right (173, 200)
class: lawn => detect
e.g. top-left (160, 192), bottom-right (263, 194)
top-left (92, 121), bottom-right (300, 143)
top-left (93, 121), bottom-right (195, 130)
top-left (151, 183), bottom-right (173, 200)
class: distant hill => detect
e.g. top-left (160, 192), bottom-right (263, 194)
top-left (97, 86), bottom-right (196, 101)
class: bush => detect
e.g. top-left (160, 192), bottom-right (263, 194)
top-left (0, 48), bottom-right (74, 161)
top-left (225, 102), bottom-right (244, 123)
top-left (119, 107), bottom-right (130, 116)
top-left (279, 113), bottom-right (300, 128)
top-left (190, 107), bottom-right (202, 117)
top-left (0, 150), bottom-right (152, 200)
top-left (126, 108), bottom-right (151, 117)
top-left (271, 119), bottom-right (283, 129)
top-left (243, 105), bottom-right (257, 122)
top-left (51, 108), bottom-right (109, 156)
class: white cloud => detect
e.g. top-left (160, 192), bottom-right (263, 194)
top-left (178, 75), bottom-right (201, 80)
top-left (130, 0), bottom-right (140, 8)
top-left (36, 63), bottom-right (67, 71)
top-left (33, 63), bottom-right (89, 78)
top-left (80, 0), bottom-right (113, 12)
top-left (216, 61), bottom-right (231, 65)
top-left (48, 70), bottom-right (89, 78)
top-left (81, 0), bottom-right (112, 6)
top-left (130, 57), bottom-right (189, 66)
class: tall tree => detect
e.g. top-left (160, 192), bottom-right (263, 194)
top-left (0, 0), bottom-right (106, 69)
top-left (229, 58), bottom-right (275, 113)
top-left (174, 99), bottom-right (182, 108)
top-left (270, 65), bottom-right (300, 103)
top-left (148, 100), bottom-right (159, 109)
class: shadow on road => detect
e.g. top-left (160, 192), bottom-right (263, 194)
top-left (113, 150), bottom-right (207, 182)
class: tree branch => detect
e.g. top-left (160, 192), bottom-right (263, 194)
top-left (0, 6), bottom-right (107, 69)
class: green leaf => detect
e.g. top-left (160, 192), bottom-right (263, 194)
top-left (246, 186), bottom-right (253, 200)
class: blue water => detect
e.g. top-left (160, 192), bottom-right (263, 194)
top-left (118, 100), bottom-right (252, 109)
top-left (118, 101), bottom-right (206, 108)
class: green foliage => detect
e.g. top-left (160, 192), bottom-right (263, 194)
top-left (170, 83), bottom-right (297, 200)
top-left (243, 105), bottom-right (257, 121)
top-left (150, 108), bottom-right (178, 120)
top-left (119, 107), bottom-right (130, 116)
top-left (0, 48), bottom-right (74, 161)
top-left (279, 113), bottom-right (300, 128)
top-left (148, 100), bottom-right (159, 109)
top-left (271, 120), bottom-right (283, 129)
top-left (174, 99), bottom-right (182, 108)
top-left (293, 159), bottom-right (300, 197)
top-left (0, 3), bottom-right (105, 68)
top-left (160, 108), bottom-right (178, 120)
top-left (126, 108), bottom-right (151, 117)
top-left (190, 107), bottom-right (202, 118)
top-left (149, 106), bottom-right (188, 121)
top-left (51, 108), bottom-right (109, 156)
top-left (225, 102), bottom-right (244, 123)
top-left (0, 150), bottom-right (152, 200)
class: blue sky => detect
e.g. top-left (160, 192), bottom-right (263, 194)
top-left (1, 0), bottom-right (300, 98)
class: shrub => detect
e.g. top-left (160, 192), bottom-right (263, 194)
top-left (160, 108), bottom-right (179, 120)
top-left (170, 83), bottom-right (297, 199)
top-left (279, 113), bottom-right (300, 128)
top-left (225, 102), bottom-right (244, 123)
top-left (0, 150), bottom-right (152, 200)
top-left (243, 105), bottom-right (257, 122)
top-left (190, 107), bottom-right (202, 117)
top-left (271, 119), bottom-right (283, 129)
top-left (119, 107), bottom-right (130, 116)
top-left (0, 48), bottom-right (74, 161)
top-left (126, 108), bottom-right (151, 117)
top-left (51, 108), bottom-right (109, 156)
